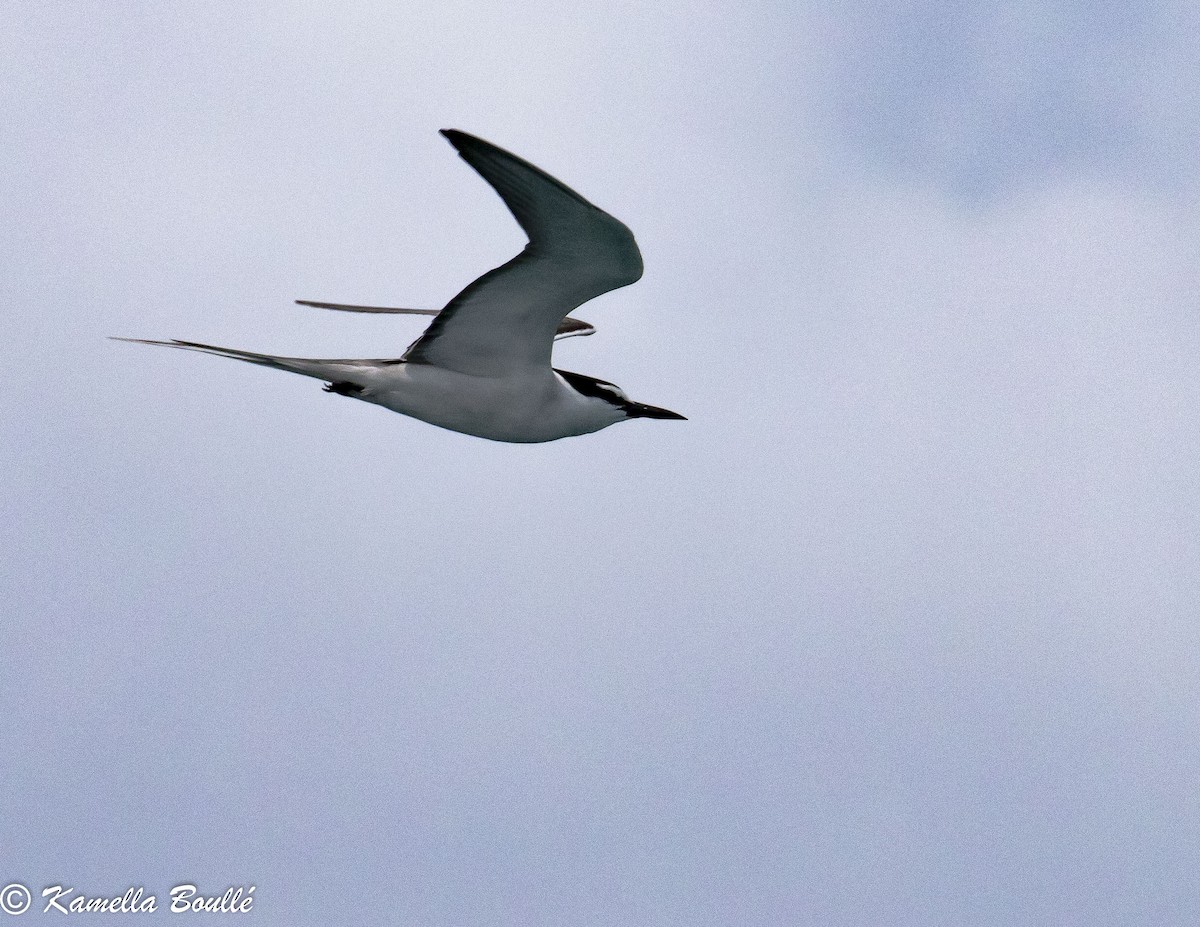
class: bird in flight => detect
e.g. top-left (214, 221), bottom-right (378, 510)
top-left (115, 129), bottom-right (685, 443)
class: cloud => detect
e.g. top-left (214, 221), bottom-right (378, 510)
top-left (826, 0), bottom-right (1195, 200)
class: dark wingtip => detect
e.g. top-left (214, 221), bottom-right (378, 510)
top-left (441, 129), bottom-right (498, 159)
top-left (109, 336), bottom-right (175, 346)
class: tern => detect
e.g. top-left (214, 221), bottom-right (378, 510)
top-left (115, 129), bottom-right (685, 443)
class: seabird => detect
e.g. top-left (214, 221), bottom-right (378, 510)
top-left (115, 129), bottom-right (685, 443)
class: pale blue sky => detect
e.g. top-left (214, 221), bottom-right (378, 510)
top-left (3, 2), bottom-right (1199, 925)
top-left (833, 0), bottom-right (1160, 197)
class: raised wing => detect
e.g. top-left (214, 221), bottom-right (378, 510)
top-left (295, 298), bottom-right (595, 340)
top-left (401, 129), bottom-right (642, 377)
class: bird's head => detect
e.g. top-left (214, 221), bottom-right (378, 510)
top-left (556, 369), bottom-right (686, 424)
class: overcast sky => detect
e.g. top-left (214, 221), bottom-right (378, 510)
top-left (4, 1), bottom-right (1199, 924)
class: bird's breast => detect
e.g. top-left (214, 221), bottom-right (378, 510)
top-left (362, 364), bottom-right (607, 442)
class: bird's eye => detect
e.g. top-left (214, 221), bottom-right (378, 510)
top-left (597, 383), bottom-right (628, 401)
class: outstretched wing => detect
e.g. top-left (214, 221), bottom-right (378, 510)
top-left (400, 129), bottom-right (642, 377)
top-left (295, 298), bottom-right (596, 340)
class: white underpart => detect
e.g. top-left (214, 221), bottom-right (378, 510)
top-left (360, 365), bottom-right (627, 443)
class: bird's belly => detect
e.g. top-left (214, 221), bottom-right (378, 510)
top-left (363, 365), bottom-right (601, 443)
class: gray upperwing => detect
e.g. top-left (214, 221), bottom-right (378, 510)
top-left (296, 298), bottom-right (595, 340)
top-left (397, 130), bottom-right (640, 376)
top-left (295, 299), bottom-right (438, 316)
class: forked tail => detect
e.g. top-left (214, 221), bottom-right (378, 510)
top-left (109, 337), bottom-right (385, 386)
